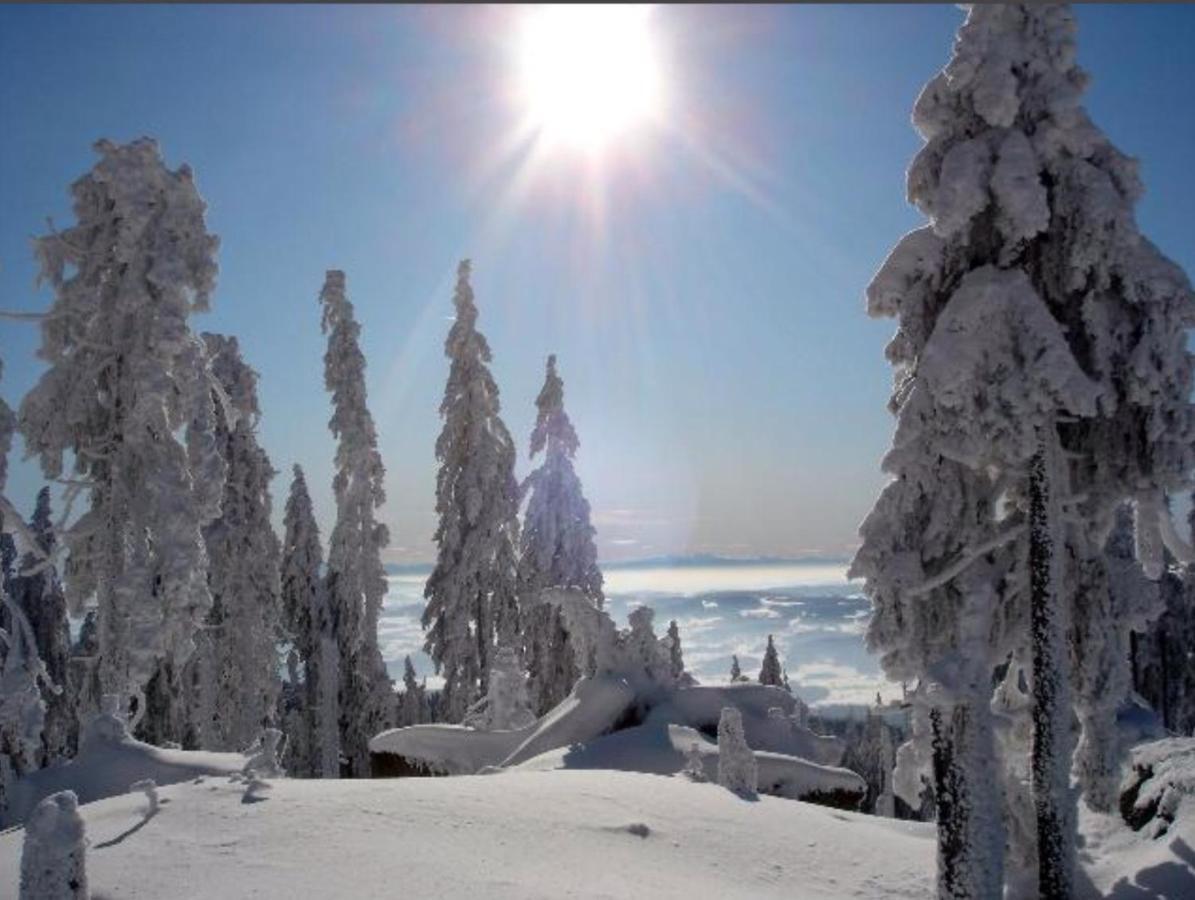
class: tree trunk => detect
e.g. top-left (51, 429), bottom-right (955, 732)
top-left (1028, 445), bottom-right (1075, 899)
top-left (931, 700), bottom-right (1003, 900)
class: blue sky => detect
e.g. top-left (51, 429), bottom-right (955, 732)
top-left (2, 4), bottom-right (1194, 564)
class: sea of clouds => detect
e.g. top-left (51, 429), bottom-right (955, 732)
top-left (378, 562), bottom-right (893, 708)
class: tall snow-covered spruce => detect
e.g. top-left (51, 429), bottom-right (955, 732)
top-left (2, 489), bottom-right (75, 764)
top-left (518, 355), bottom-right (604, 715)
top-left (423, 261), bottom-right (521, 723)
top-left (851, 6), bottom-right (1195, 898)
top-left (187, 334), bottom-right (282, 752)
top-left (18, 138), bottom-right (225, 737)
top-left (280, 465), bottom-right (339, 777)
top-left (319, 270), bottom-right (393, 776)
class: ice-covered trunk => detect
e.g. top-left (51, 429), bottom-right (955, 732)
top-left (930, 699), bottom-right (1003, 900)
top-left (1027, 444), bottom-right (1075, 899)
top-left (316, 631), bottom-right (340, 778)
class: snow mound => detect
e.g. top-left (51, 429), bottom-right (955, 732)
top-left (647, 682), bottom-right (844, 766)
top-left (370, 674), bottom-right (635, 773)
top-left (4, 713), bottom-right (248, 827)
top-left (0, 769), bottom-right (937, 899)
top-left (514, 722), bottom-right (864, 807)
top-left (371, 675), bottom-right (843, 783)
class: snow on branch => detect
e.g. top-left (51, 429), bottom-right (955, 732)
top-left (907, 524), bottom-right (1025, 598)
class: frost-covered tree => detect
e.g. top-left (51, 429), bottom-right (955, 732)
top-left (758, 635), bottom-right (783, 687)
top-left (665, 620), bottom-right (684, 681)
top-left (19, 790), bottom-right (87, 900)
top-left (187, 334), bottom-right (282, 752)
top-left (280, 465), bottom-right (339, 777)
top-left (620, 605), bottom-right (674, 692)
top-left (852, 6), bottom-right (1195, 897)
top-left (2, 490), bottom-right (75, 763)
top-left (423, 261), bottom-right (520, 722)
top-left (1, 595), bottom-right (49, 823)
top-left (465, 644), bottom-right (535, 731)
top-left (398, 655), bottom-right (429, 727)
top-left (1129, 498), bottom-right (1195, 737)
top-left (319, 270), bottom-right (394, 776)
top-left (18, 139), bottom-right (224, 735)
top-left (518, 355), bottom-right (604, 715)
top-left (716, 706), bottom-right (757, 798)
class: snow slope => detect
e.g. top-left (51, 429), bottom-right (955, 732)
top-left (0, 770), bottom-right (936, 899)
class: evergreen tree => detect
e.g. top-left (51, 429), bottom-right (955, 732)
top-left (665, 619), bottom-right (684, 681)
top-left (518, 355), bottom-right (604, 715)
top-left (399, 655), bottom-right (427, 727)
top-left (466, 644), bottom-right (535, 731)
top-left (758, 635), bottom-right (783, 687)
top-left (18, 138), bottom-right (224, 735)
top-left (320, 270), bottom-right (393, 776)
top-left (851, 7), bottom-right (1195, 897)
top-left (187, 334), bottom-right (282, 752)
top-left (729, 655), bottom-right (743, 683)
top-left (280, 465), bottom-right (339, 778)
top-left (3, 490), bottom-right (75, 763)
top-left (423, 261), bottom-right (520, 722)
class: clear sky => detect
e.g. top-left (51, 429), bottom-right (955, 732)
top-left (2, 4), bottom-right (1193, 565)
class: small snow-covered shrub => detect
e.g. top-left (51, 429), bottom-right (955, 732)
top-left (717, 707), bottom-right (757, 798)
top-left (682, 742), bottom-right (707, 782)
top-left (20, 790), bottom-right (87, 899)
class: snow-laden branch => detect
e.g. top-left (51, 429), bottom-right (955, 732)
top-left (907, 524), bottom-right (1026, 598)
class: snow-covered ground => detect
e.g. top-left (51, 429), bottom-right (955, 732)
top-left (0, 770), bottom-right (937, 899)
top-left (4, 763), bottom-right (1191, 898)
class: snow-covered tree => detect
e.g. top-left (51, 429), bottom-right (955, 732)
top-left (280, 465), bottom-right (339, 777)
top-left (852, 6), bottom-right (1195, 897)
top-left (1129, 498), bottom-right (1195, 737)
top-left (716, 706), bottom-right (757, 797)
top-left (19, 790), bottom-right (87, 900)
top-left (320, 270), bottom-right (394, 776)
top-left (2, 490), bottom-right (75, 763)
top-left (729, 655), bottom-right (745, 683)
top-left (187, 334), bottom-right (282, 752)
top-left (758, 635), bottom-right (783, 687)
top-left (518, 355), bottom-right (604, 715)
top-left (620, 605), bottom-right (674, 693)
top-left (423, 261), bottom-right (520, 722)
top-left (464, 644), bottom-right (535, 731)
top-left (18, 138), bottom-right (224, 736)
top-left (398, 655), bottom-right (429, 727)
top-left (664, 620), bottom-right (684, 681)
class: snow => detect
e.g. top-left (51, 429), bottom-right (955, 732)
top-left (513, 722), bottom-right (863, 805)
top-left (4, 714), bottom-right (247, 827)
top-left (0, 770), bottom-right (938, 899)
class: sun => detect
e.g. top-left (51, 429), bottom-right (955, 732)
top-left (516, 5), bottom-right (665, 154)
